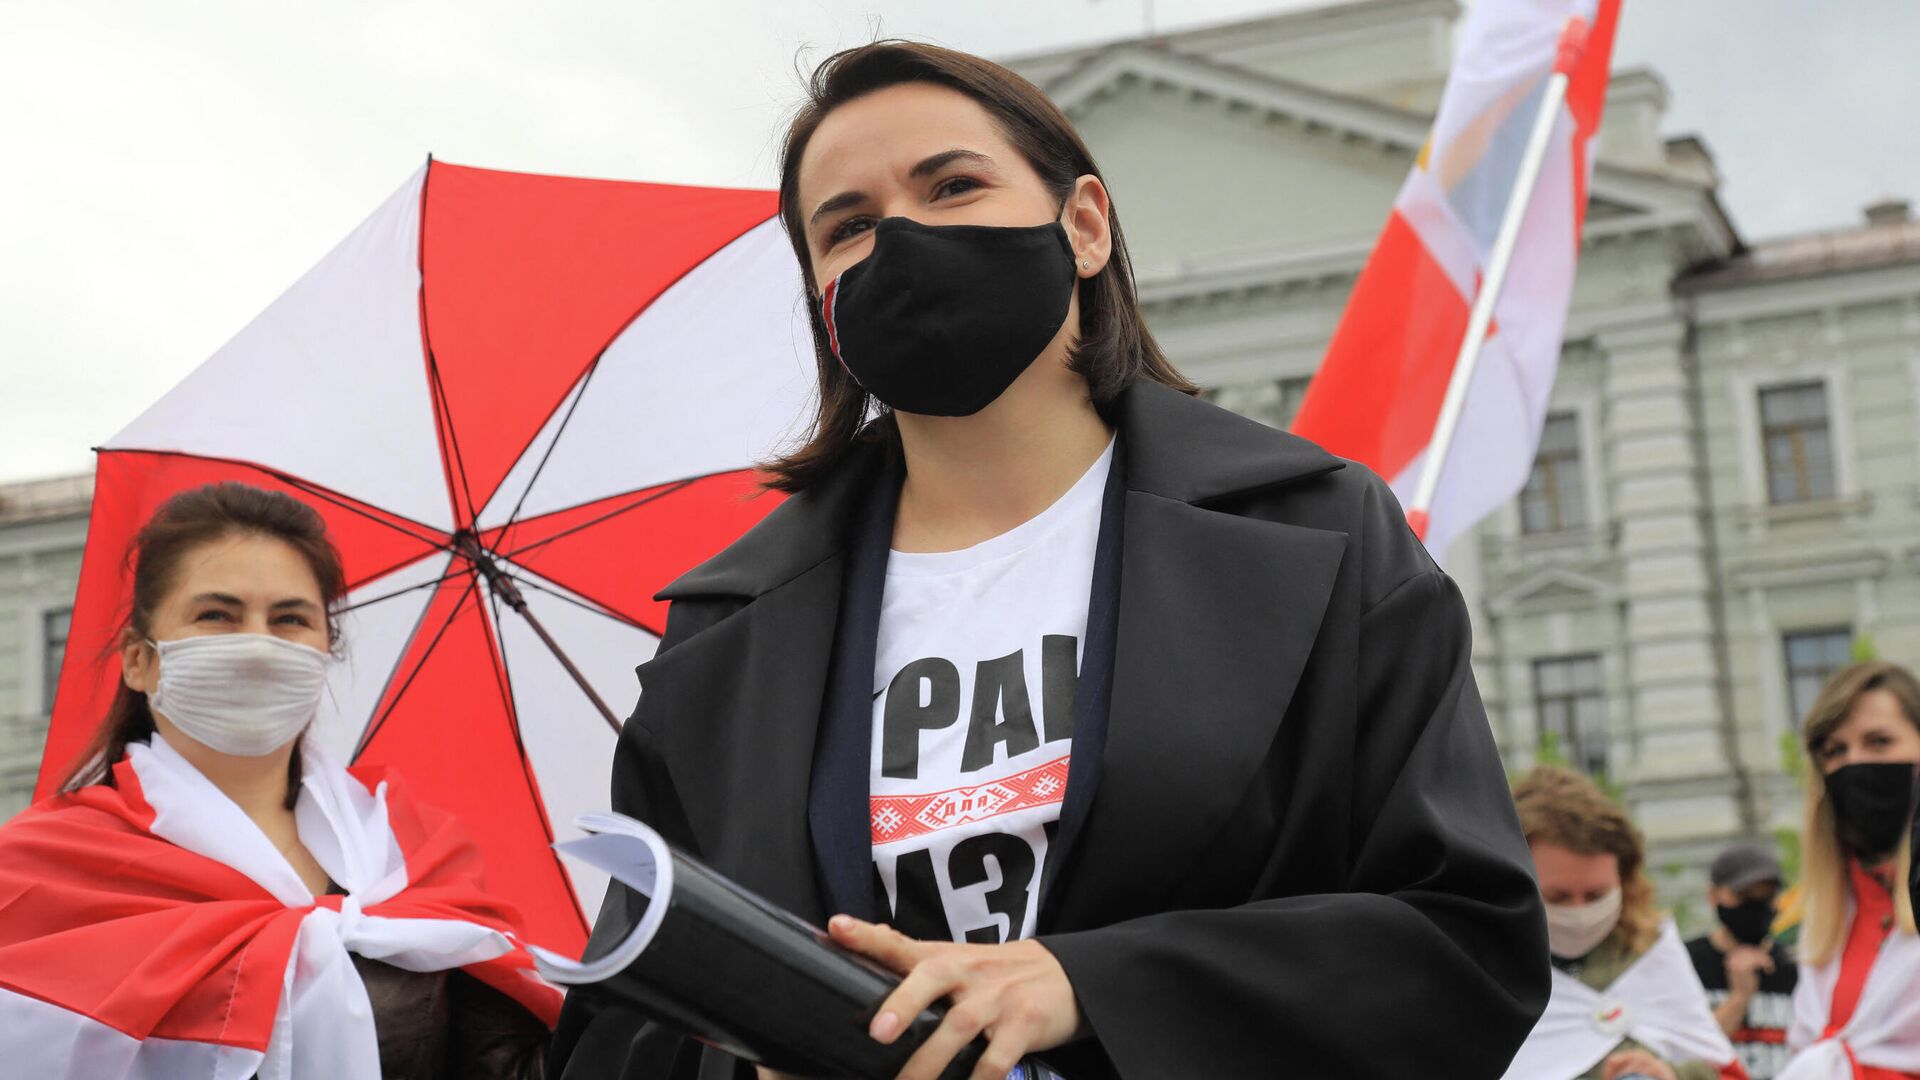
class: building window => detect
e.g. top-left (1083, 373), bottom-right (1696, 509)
top-left (1759, 382), bottom-right (1836, 504)
top-left (1275, 376), bottom-right (1311, 429)
top-left (1534, 654), bottom-right (1608, 776)
top-left (1519, 412), bottom-right (1588, 534)
top-left (1205, 376), bottom-right (1312, 430)
top-left (1784, 627), bottom-right (1853, 724)
top-left (42, 607), bottom-right (72, 715)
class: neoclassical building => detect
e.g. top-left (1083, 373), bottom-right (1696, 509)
top-left (0, 473), bottom-right (88, 820)
top-left (4, 0), bottom-right (1918, 917)
top-left (1009, 0), bottom-right (1920, 904)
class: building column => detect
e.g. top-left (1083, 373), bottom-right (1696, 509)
top-left (1599, 314), bottom-right (1752, 844)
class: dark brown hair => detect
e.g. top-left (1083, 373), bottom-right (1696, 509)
top-left (60, 482), bottom-right (348, 808)
top-left (1513, 765), bottom-right (1661, 955)
top-left (765, 40), bottom-right (1197, 492)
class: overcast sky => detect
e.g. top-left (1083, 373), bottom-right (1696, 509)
top-left (2, 0), bottom-right (1914, 485)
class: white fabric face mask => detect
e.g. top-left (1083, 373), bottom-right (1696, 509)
top-left (148, 633), bottom-right (330, 757)
top-left (1544, 885), bottom-right (1623, 959)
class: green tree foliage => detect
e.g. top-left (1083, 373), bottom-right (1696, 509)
top-left (1773, 824), bottom-right (1803, 883)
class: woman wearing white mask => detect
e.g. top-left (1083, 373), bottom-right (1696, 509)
top-left (1779, 662), bottom-right (1920, 1080)
top-left (1504, 766), bottom-right (1745, 1080)
top-left (0, 482), bottom-right (558, 1079)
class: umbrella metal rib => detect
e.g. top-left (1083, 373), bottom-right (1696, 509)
top-left (452, 532), bottom-right (622, 733)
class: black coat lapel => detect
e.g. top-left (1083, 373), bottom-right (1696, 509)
top-left (634, 442), bottom-right (893, 925)
top-left (1040, 384), bottom-right (1350, 931)
top-left (1036, 436), bottom-right (1127, 916)
top-left (1045, 494), bottom-right (1347, 930)
top-left (807, 455), bottom-right (902, 923)
top-left (635, 556), bottom-right (845, 923)
top-left (637, 385), bottom-right (1351, 936)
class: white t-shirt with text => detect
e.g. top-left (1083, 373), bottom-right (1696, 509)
top-left (868, 439), bottom-right (1113, 945)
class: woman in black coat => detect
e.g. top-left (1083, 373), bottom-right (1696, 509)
top-left (551, 39), bottom-right (1549, 1080)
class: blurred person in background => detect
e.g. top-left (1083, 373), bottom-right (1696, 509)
top-left (1780, 661), bottom-right (1920, 1080)
top-left (1686, 844), bottom-right (1798, 1078)
top-left (1504, 766), bottom-right (1745, 1080)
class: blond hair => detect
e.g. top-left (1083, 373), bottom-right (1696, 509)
top-left (1514, 765), bottom-right (1661, 956)
top-left (1799, 661), bottom-right (1920, 966)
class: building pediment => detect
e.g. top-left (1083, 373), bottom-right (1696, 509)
top-left (1049, 44), bottom-right (1432, 158)
top-left (1006, 0), bottom-right (1461, 108)
top-left (1488, 565), bottom-right (1622, 615)
top-left (1052, 46), bottom-right (1423, 273)
top-left (1038, 43), bottom-right (1737, 289)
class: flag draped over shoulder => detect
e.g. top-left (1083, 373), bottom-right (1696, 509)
top-left (1291, 0), bottom-right (1620, 559)
top-left (1500, 921), bottom-right (1747, 1080)
top-left (0, 738), bottom-right (561, 1080)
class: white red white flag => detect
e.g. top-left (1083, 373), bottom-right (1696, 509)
top-left (0, 737), bottom-right (560, 1079)
top-left (1501, 920), bottom-right (1745, 1080)
top-left (1781, 931), bottom-right (1920, 1079)
top-left (1292, 0), bottom-right (1621, 559)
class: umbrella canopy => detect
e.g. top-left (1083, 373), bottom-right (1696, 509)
top-left (35, 160), bottom-right (819, 954)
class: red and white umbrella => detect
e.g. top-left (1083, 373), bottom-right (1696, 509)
top-left (35, 160), bottom-right (815, 954)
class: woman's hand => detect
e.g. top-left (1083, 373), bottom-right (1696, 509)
top-left (829, 915), bottom-right (1084, 1080)
top-left (1602, 1048), bottom-right (1678, 1080)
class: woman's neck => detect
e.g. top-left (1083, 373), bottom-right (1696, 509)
top-left (154, 720), bottom-right (294, 821)
top-left (891, 366), bottom-right (1111, 553)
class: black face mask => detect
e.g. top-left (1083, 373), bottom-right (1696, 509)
top-left (1716, 898), bottom-right (1776, 946)
top-left (1825, 761), bottom-right (1919, 860)
top-left (820, 217), bottom-right (1078, 417)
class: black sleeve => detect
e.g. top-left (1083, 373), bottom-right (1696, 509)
top-left (1768, 941), bottom-right (1799, 992)
top-left (1038, 570), bottom-right (1551, 1079)
top-left (1687, 936), bottom-right (1730, 991)
top-left (548, 595), bottom-right (746, 1080)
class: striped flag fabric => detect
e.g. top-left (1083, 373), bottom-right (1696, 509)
top-left (1291, 0), bottom-right (1621, 559)
top-left (0, 737), bottom-right (561, 1079)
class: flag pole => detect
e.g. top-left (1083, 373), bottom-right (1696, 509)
top-left (1405, 16), bottom-right (1591, 542)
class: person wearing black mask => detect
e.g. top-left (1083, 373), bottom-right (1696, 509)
top-left (1684, 844), bottom-right (1797, 1078)
top-left (1779, 661), bottom-right (1920, 1079)
top-left (548, 39), bottom-right (1550, 1080)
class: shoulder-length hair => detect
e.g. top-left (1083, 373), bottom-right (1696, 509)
top-left (1514, 765), bottom-right (1662, 957)
top-left (764, 40), bottom-right (1197, 493)
top-left (1798, 660), bottom-right (1920, 966)
top-left (58, 482), bottom-right (347, 810)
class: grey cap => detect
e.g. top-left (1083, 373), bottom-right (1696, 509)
top-left (1710, 843), bottom-right (1784, 891)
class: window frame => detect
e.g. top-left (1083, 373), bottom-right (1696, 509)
top-left (1782, 625), bottom-right (1854, 726)
top-left (1757, 380), bottom-right (1837, 506)
top-left (1519, 411), bottom-right (1589, 534)
top-left (1531, 653), bottom-right (1609, 777)
top-left (41, 606), bottom-right (73, 716)
top-left (1730, 366), bottom-right (1856, 513)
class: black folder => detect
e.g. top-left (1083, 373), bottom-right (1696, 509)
top-left (530, 812), bottom-right (1064, 1080)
